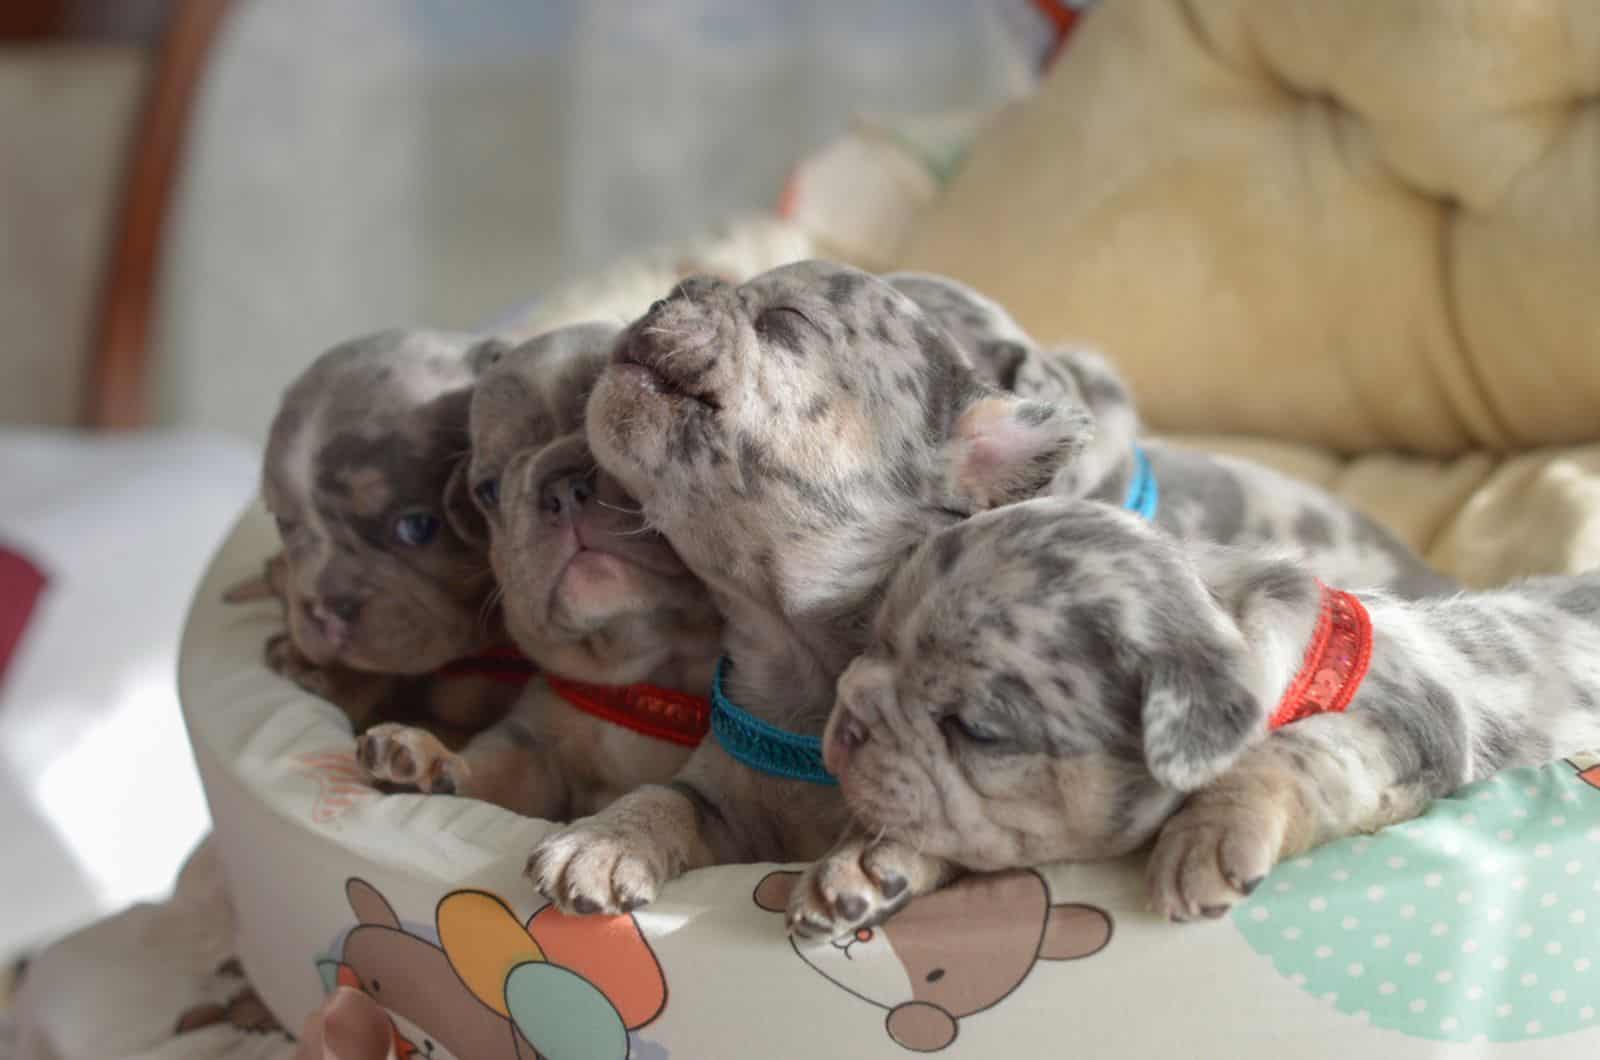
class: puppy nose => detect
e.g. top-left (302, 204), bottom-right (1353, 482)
top-left (308, 597), bottom-right (359, 644)
top-left (823, 707), bottom-right (870, 777)
top-left (539, 471), bottom-right (596, 523)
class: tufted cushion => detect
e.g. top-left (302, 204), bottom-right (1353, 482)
top-left (897, 0), bottom-right (1600, 458)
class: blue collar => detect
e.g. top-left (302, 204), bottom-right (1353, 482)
top-left (710, 657), bottom-right (838, 786)
top-left (1123, 445), bottom-right (1159, 520)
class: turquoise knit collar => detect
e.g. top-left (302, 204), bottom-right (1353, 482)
top-left (710, 657), bottom-right (837, 786)
top-left (1124, 444), bottom-right (1159, 520)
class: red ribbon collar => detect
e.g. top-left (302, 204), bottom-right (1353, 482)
top-left (545, 674), bottom-right (711, 749)
top-left (1267, 581), bottom-right (1374, 731)
top-left (436, 645), bottom-right (540, 687)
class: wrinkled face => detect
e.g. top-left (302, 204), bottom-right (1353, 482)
top-left (466, 325), bottom-right (719, 684)
top-left (585, 261), bottom-right (1034, 620)
top-left (820, 499), bottom-right (1257, 871)
top-left (262, 331), bottom-right (497, 673)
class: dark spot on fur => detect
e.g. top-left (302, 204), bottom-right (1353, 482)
top-left (1294, 507), bottom-right (1334, 548)
top-left (826, 271), bottom-right (865, 307)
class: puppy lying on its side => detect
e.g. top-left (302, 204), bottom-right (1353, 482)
top-left (356, 324), bottom-right (724, 819)
top-left (249, 329), bottom-right (522, 735)
top-left (801, 497), bottom-right (1600, 936)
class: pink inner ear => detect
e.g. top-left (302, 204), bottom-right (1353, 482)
top-left (950, 397), bottom-right (1060, 505)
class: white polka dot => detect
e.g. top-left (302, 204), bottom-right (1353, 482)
top-left (1466, 986), bottom-right (1484, 1001)
top-left (1563, 792), bottom-right (1579, 803)
top-left (1582, 1006), bottom-right (1595, 1021)
top-left (1551, 815), bottom-right (1567, 826)
top-left (1274, 881), bottom-right (1293, 894)
top-left (1575, 958), bottom-right (1591, 972)
top-left (1293, 857), bottom-right (1313, 870)
top-left (1308, 896), bottom-right (1328, 912)
top-left (1386, 856), bottom-right (1407, 869)
top-left (1443, 838), bottom-right (1463, 856)
top-left (1331, 869), bottom-right (1350, 882)
top-left (1457, 890), bottom-right (1473, 905)
top-left (1540, 893), bottom-right (1560, 908)
top-left (1372, 933), bottom-right (1391, 949)
top-left (1492, 956), bottom-right (1510, 972)
top-left (1480, 857), bottom-right (1502, 874)
top-left (1567, 860), bottom-right (1583, 875)
top-left (1315, 945), bottom-right (1333, 959)
top-left (1526, 1021), bottom-right (1542, 1034)
top-left (1511, 876), bottom-right (1529, 891)
top-left (1352, 838), bottom-right (1371, 854)
top-left (1461, 941), bottom-right (1479, 955)
top-left (1405, 952), bottom-right (1422, 967)
top-left (1400, 904), bottom-right (1418, 919)
top-left (1440, 1017), bottom-right (1459, 1032)
top-left (1282, 927), bottom-right (1302, 941)
top-left (1571, 910), bottom-right (1587, 925)
top-left (1487, 907), bottom-right (1505, 923)
top-left (1521, 972), bottom-right (1538, 987)
top-left (1378, 982), bottom-right (1397, 996)
top-left (1424, 873), bottom-right (1443, 888)
top-left (1552, 990), bottom-right (1567, 1004)
top-left (1588, 827), bottom-right (1600, 842)
top-left (1366, 885), bottom-right (1385, 902)
top-left (1498, 829), bottom-right (1516, 842)
top-left (1341, 915), bottom-right (1359, 930)
top-left (1535, 843), bottom-right (1553, 857)
top-left (1518, 923), bottom-right (1536, 938)
top-left (1409, 999), bottom-right (1427, 1014)
top-left (1431, 922), bottom-right (1450, 937)
top-left (1435, 970), bottom-right (1454, 984)
top-left (1496, 1003), bottom-right (1513, 1018)
top-left (1290, 973), bottom-right (1307, 986)
top-left (1348, 962), bottom-right (1365, 977)
top-left (1461, 813), bottom-right (1477, 825)
top-left (1546, 941), bottom-right (1564, 956)
top-left (1250, 907), bottom-right (1269, 922)
top-left (1513, 808), bottom-right (1529, 819)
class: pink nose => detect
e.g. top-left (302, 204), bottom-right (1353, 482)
top-left (823, 708), bottom-right (869, 777)
top-left (307, 600), bottom-right (352, 647)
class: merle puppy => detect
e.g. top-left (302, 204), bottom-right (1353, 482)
top-left (804, 498), bottom-right (1600, 934)
top-left (526, 260), bottom-right (1442, 916)
top-left (355, 325), bottom-right (724, 818)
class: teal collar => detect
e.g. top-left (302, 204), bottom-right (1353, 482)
top-left (710, 657), bottom-right (838, 786)
top-left (1123, 445), bottom-right (1159, 520)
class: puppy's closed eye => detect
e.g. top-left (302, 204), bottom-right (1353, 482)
top-left (942, 714), bottom-right (1003, 747)
top-left (755, 306), bottom-right (822, 339)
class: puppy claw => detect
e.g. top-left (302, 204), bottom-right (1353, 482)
top-left (356, 724), bottom-right (468, 795)
top-left (786, 838), bottom-right (954, 942)
top-left (1148, 791), bottom-right (1284, 923)
top-left (526, 819), bottom-right (675, 916)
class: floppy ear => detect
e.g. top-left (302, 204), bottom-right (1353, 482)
top-left (943, 393), bottom-right (1093, 511)
top-left (443, 461), bottom-right (488, 549)
top-left (1140, 637), bottom-right (1267, 792)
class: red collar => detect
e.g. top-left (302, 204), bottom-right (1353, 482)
top-left (1267, 581), bottom-right (1374, 730)
top-left (544, 673), bottom-right (711, 748)
top-left (436, 646), bottom-right (540, 687)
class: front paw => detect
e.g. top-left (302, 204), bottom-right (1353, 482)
top-left (1147, 797), bottom-right (1281, 922)
top-left (356, 724), bottom-right (468, 795)
top-left (786, 838), bottom-right (953, 942)
top-left (526, 821), bottom-right (678, 916)
top-left (265, 633), bottom-right (332, 697)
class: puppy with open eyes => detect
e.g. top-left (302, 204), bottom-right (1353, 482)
top-left (795, 497), bottom-right (1600, 936)
top-left (250, 329), bottom-right (523, 736)
top-left (354, 324), bottom-right (725, 819)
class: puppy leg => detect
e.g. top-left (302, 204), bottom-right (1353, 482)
top-left (786, 833), bottom-right (962, 941)
top-left (1148, 716), bottom-right (1434, 921)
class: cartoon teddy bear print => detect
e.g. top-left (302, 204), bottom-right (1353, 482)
top-left (754, 868), bottom-right (1112, 1052)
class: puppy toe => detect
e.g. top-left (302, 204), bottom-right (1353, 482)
top-left (1218, 827), bottom-right (1276, 896)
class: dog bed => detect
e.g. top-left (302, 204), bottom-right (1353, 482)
top-left (181, 503), bottom-right (1600, 1060)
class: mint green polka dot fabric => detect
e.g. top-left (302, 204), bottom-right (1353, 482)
top-left (1234, 761), bottom-right (1600, 1043)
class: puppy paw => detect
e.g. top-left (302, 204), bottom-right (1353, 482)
top-left (1147, 798), bottom-right (1281, 922)
top-left (526, 821), bottom-right (678, 916)
top-left (786, 838), bottom-right (955, 942)
top-left (265, 633), bottom-right (332, 697)
top-left (356, 724), bottom-right (467, 795)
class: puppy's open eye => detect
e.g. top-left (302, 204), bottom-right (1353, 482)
top-left (393, 511), bottom-right (441, 547)
top-left (943, 715), bottom-right (1002, 747)
top-left (473, 477), bottom-right (500, 511)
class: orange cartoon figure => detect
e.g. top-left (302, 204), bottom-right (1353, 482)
top-left (1569, 750), bottom-right (1600, 790)
top-left (755, 869), bottom-right (1111, 1052)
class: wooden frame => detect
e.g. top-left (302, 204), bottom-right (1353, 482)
top-left (82, 0), bottom-right (232, 429)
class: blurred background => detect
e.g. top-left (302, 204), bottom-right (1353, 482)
top-left (0, 0), bottom-right (1042, 967)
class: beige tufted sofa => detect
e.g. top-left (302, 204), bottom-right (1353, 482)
top-left (897, 0), bottom-right (1600, 588)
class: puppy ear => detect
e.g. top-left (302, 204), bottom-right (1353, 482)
top-left (1140, 634), bottom-right (1266, 792)
top-left (943, 393), bottom-right (1093, 511)
top-left (465, 336), bottom-right (513, 376)
top-left (443, 461), bottom-right (488, 549)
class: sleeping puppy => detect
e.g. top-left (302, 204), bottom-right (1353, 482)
top-left (802, 498), bottom-right (1600, 936)
top-left (257, 329), bottom-right (519, 733)
top-left (354, 324), bottom-right (724, 819)
top-left (890, 271), bottom-right (1454, 598)
top-left (526, 260), bottom-right (1447, 919)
